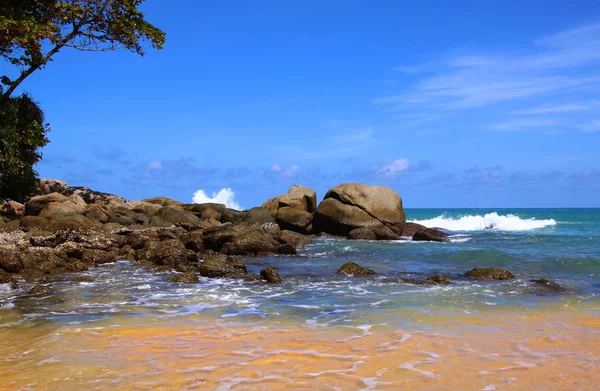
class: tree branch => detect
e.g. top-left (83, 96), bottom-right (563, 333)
top-left (2, 26), bottom-right (81, 99)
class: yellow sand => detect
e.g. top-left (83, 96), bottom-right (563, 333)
top-left (1, 310), bottom-right (599, 390)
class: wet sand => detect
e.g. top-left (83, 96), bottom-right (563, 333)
top-left (1, 309), bottom-right (599, 390)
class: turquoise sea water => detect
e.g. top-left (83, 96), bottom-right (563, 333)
top-left (1, 208), bottom-right (599, 329)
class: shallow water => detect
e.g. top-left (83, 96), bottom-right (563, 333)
top-left (1, 208), bottom-right (599, 389)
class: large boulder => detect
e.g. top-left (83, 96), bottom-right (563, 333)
top-left (20, 247), bottom-right (62, 273)
top-left (48, 215), bottom-right (95, 231)
top-left (150, 206), bottom-right (201, 227)
top-left (140, 238), bottom-right (187, 267)
top-left (313, 183), bottom-right (405, 236)
top-left (0, 246), bottom-right (23, 273)
top-left (275, 230), bottom-right (312, 246)
top-left (31, 179), bottom-right (68, 197)
top-left (1, 199), bottom-right (24, 222)
top-left (220, 226), bottom-right (280, 255)
top-left (85, 204), bottom-right (110, 223)
top-left (20, 216), bottom-right (50, 231)
top-left (25, 193), bottom-right (69, 216)
top-left (141, 197), bottom-right (184, 209)
top-left (203, 222), bottom-right (281, 255)
top-left (131, 201), bottom-right (163, 217)
top-left (262, 185), bottom-right (317, 233)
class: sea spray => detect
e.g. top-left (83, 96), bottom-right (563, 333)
top-left (409, 212), bottom-right (556, 231)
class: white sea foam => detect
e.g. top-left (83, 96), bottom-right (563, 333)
top-left (409, 212), bottom-right (556, 231)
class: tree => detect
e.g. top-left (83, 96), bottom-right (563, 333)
top-left (0, 88), bottom-right (50, 200)
top-left (0, 0), bottom-right (166, 98)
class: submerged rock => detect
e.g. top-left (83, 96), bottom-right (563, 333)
top-left (170, 271), bottom-right (200, 284)
top-left (197, 255), bottom-right (247, 278)
top-left (529, 278), bottom-right (565, 292)
top-left (337, 262), bottom-right (376, 276)
top-left (28, 285), bottom-right (53, 295)
top-left (412, 228), bottom-right (448, 242)
top-left (426, 275), bottom-right (452, 285)
top-left (260, 267), bottom-right (283, 283)
top-left (465, 268), bottom-right (514, 280)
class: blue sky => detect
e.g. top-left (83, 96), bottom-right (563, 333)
top-left (2, 0), bottom-right (600, 208)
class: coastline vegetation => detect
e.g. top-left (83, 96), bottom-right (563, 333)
top-left (0, 0), bottom-right (165, 199)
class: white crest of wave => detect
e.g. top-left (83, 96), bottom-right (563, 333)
top-left (409, 212), bottom-right (556, 231)
top-left (192, 188), bottom-right (242, 210)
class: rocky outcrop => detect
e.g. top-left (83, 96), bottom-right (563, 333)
top-left (262, 185), bottom-right (317, 233)
top-left (465, 268), bottom-right (514, 280)
top-left (337, 262), bottom-right (376, 276)
top-left (313, 183), bottom-right (405, 237)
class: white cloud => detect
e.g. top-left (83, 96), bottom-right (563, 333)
top-left (376, 158), bottom-right (410, 178)
top-left (582, 120), bottom-right (600, 133)
top-left (192, 188), bottom-right (242, 210)
top-left (147, 160), bottom-right (163, 170)
top-left (513, 104), bottom-right (591, 115)
top-left (268, 164), bottom-right (301, 179)
top-left (490, 119), bottom-right (564, 132)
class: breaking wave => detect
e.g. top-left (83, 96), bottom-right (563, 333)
top-left (409, 212), bottom-right (556, 231)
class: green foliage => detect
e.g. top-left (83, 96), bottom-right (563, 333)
top-left (0, 91), bottom-right (50, 200)
top-left (1, 0), bottom-right (166, 97)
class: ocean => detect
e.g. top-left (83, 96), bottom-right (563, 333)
top-left (1, 208), bottom-right (599, 390)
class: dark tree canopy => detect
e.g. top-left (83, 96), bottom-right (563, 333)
top-left (0, 88), bottom-right (50, 200)
top-left (0, 0), bottom-right (166, 98)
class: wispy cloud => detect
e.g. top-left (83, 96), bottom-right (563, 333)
top-left (376, 23), bottom-right (600, 133)
top-left (265, 164), bottom-right (301, 179)
top-left (274, 125), bottom-right (381, 160)
top-left (375, 158), bottom-right (410, 179)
